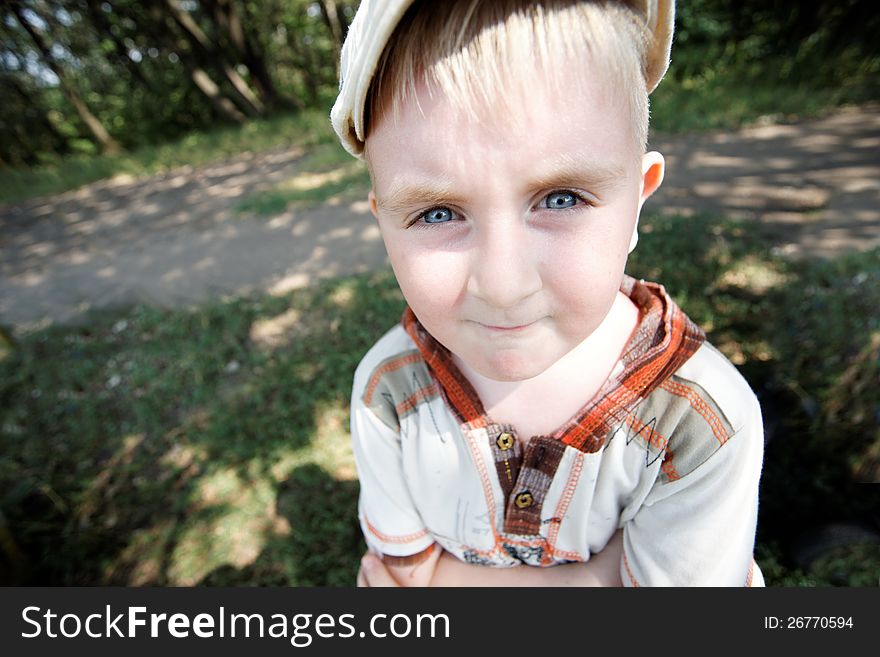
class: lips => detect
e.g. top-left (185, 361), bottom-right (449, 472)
top-left (479, 319), bottom-right (540, 332)
top-left (486, 324), bottom-right (531, 331)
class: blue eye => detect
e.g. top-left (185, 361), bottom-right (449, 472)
top-left (421, 207), bottom-right (454, 224)
top-left (543, 191), bottom-right (579, 209)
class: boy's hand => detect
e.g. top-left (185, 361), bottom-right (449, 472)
top-left (357, 552), bottom-right (401, 587)
top-left (356, 529), bottom-right (624, 587)
top-left (426, 530), bottom-right (623, 586)
top-left (357, 546), bottom-right (443, 587)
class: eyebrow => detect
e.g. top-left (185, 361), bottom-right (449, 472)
top-left (376, 179), bottom-right (460, 216)
top-left (376, 155), bottom-right (628, 215)
top-left (528, 155), bottom-right (628, 192)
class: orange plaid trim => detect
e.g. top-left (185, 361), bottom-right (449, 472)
top-left (660, 379), bottom-right (730, 445)
top-left (622, 550), bottom-right (640, 587)
top-left (745, 560), bottom-right (755, 587)
top-left (382, 543), bottom-right (436, 568)
top-left (403, 309), bottom-right (487, 427)
top-left (545, 451), bottom-right (585, 562)
top-left (661, 448), bottom-right (681, 482)
top-left (627, 414), bottom-right (669, 452)
top-left (400, 278), bottom-right (708, 553)
top-left (553, 548), bottom-right (586, 562)
top-left (364, 516), bottom-right (429, 545)
top-left (461, 427), bottom-right (499, 536)
top-left (395, 383), bottom-right (439, 416)
top-left (555, 281), bottom-right (704, 453)
top-left (362, 351), bottom-right (422, 406)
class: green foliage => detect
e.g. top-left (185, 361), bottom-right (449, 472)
top-left (754, 541), bottom-right (880, 587)
top-left (754, 249), bottom-right (880, 555)
top-left (808, 543), bottom-right (880, 587)
top-left (0, 0), bottom-right (357, 168)
top-left (652, 0), bottom-right (880, 132)
top-left (0, 109), bottom-right (335, 205)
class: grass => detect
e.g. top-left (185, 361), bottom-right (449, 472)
top-left (2, 214), bottom-right (878, 586)
top-left (651, 41), bottom-right (880, 133)
top-left (0, 109), bottom-right (338, 207)
top-left (235, 140), bottom-right (370, 216)
top-left (1, 270), bottom-right (407, 585)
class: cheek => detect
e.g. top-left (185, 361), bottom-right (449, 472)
top-left (385, 239), bottom-right (468, 318)
top-left (540, 224), bottom-right (632, 320)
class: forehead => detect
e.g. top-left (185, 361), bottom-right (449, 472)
top-left (362, 0), bottom-right (649, 159)
top-left (365, 59), bottom-right (640, 185)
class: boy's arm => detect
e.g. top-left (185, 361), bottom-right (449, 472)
top-left (620, 387), bottom-right (764, 586)
top-left (350, 360), bottom-right (437, 572)
top-left (359, 529), bottom-right (623, 587)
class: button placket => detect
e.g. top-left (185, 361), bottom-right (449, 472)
top-left (487, 424), bottom-right (522, 504)
top-left (503, 436), bottom-right (567, 536)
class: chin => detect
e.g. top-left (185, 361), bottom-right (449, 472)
top-left (475, 350), bottom-right (554, 382)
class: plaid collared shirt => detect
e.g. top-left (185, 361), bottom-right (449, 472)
top-left (351, 277), bottom-right (764, 585)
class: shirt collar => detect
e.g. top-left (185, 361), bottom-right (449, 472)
top-left (402, 276), bottom-right (706, 452)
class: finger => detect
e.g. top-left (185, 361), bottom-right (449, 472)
top-left (361, 553), bottom-right (400, 588)
top-left (356, 548), bottom-right (374, 587)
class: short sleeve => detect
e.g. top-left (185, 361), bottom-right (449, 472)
top-left (350, 359), bottom-right (435, 559)
top-left (620, 385), bottom-right (764, 586)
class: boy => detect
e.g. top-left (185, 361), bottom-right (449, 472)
top-left (333, 0), bottom-right (764, 586)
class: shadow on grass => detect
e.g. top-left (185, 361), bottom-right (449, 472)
top-left (629, 213), bottom-right (880, 585)
top-left (0, 270), bottom-right (403, 585)
top-left (236, 167), bottom-right (371, 216)
top-left (1, 214), bottom-right (878, 586)
top-left (199, 464), bottom-right (363, 587)
top-left (235, 140), bottom-right (371, 216)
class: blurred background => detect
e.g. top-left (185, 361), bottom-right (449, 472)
top-left (1, 0), bottom-right (878, 586)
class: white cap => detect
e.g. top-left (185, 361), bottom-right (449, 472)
top-left (331, 0), bottom-right (675, 158)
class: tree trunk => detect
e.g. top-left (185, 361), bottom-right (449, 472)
top-left (84, 0), bottom-right (157, 94)
top-left (320, 0), bottom-right (344, 75)
top-left (336, 2), bottom-right (351, 34)
top-left (288, 32), bottom-right (321, 106)
top-left (11, 3), bottom-right (122, 155)
top-left (188, 67), bottom-right (249, 123)
top-left (7, 74), bottom-right (70, 159)
top-left (140, 3), bottom-right (247, 125)
top-left (205, 0), bottom-right (299, 110)
top-left (162, 0), bottom-right (264, 117)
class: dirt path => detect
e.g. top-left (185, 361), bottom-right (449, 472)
top-left (2, 104), bottom-right (879, 332)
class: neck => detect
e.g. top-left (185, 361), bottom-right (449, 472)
top-left (454, 291), bottom-right (640, 416)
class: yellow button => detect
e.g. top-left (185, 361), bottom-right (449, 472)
top-left (496, 432), bottom-right (515, 450)
top-left (514, 492), bottom-right (534, 509)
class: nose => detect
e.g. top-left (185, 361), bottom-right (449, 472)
top-left (466, 217), bottom-right (542, 310)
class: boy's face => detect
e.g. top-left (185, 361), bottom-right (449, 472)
top-left (366, 67), bottom-right (663, 382)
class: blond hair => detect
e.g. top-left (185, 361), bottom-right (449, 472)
top-left (364, 0), bottom-right (651, 153)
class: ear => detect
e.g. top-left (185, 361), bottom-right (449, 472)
top-left (629, 151), bottom-right (665, 253)
top-left (368, 189), bottom-right (380, 221)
